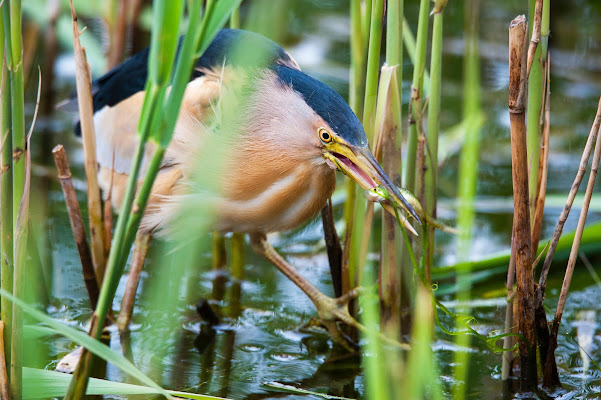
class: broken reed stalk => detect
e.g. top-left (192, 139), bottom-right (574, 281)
top-left (117, 233), bottom-right (151, 331)
top-left (531, 59), bottom-right (550, 251)
top-left (380, 0), bottom-right (403, 336)
top-left (0, 322), bottom-right (9, 400)
top-left (70, 2), bottom-right (107, 284)
top-left (404, 0), bottom-right (429, 194)
top-left (52, 145), bottom-right (99, 309)
top-left (508, 15), bottom-right (537, 392)
top-left (544, 119), bottom-right (601, 387)
top-left (380, 0), bottom-right (406, 346)
top-left (423, 0), bottom-right (446, 280)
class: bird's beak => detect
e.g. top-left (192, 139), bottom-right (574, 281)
top-left (323, 143), bottom-right (422, 235)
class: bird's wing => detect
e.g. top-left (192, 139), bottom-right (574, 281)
top-left (93, 71), bottom-right (223, 176)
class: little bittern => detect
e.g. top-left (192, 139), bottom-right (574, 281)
top-left (68, 29), bottom-right (420, 343)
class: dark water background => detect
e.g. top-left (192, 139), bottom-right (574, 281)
top-left (25, 0), bottom-right (601, 398)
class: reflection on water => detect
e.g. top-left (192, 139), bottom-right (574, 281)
top-left (35, 0), bottom-right (601, 398)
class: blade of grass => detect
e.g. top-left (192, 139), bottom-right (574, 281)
top-left (453, 2), bottom-right (482, 397)
top-left (0, 288), bottom-right (172, 399)
top-left (24, 367), bottom-right (227, 399)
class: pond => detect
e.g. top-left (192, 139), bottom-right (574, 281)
top-left (24, 0), bottom-right (601, 398)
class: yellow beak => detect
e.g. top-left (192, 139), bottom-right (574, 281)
top-left (323, 142), bottom-right (421, 235)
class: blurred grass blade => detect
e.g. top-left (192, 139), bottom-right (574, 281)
top-left (23, 368), bottom-right (227, 399)
top-left (202, 0), bottom-right (243, 54)
top-left (0, 289), bottom-right (172, 399)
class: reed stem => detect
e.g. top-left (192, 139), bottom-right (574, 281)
top-left (404, 0), bottom-right (429, 194)
top-left (380, 0), bottom-right (404, 340)
top-left (342, 0), bottom-right (369, 293)
top-left (423, 0), bottom-right (446, 280)
top-left (526, 0), bottom-right (544, 217)
top-left (347, 0), bottom-right (384, 288)
top-left (52, 145), bottom-right (99, 309)
top-left (117, 233), bottom-right (150, 332)
top-left (0, 16), bottom-right (13, 377)
top-left (70, 0), bottom-right (107, 284)
top-left (544, 118), bottom-right (601, 387)
top-left (508, 15), bottom-right (536, 392)
top-left (453, 1), bottom-right (481, 397)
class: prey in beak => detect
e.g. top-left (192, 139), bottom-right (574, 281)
top-left (323, 140), bottom-right (422, 236)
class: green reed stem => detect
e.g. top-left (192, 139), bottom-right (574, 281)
top-left (404, 0), bottom-right (429, 194)
top-left (424, 0), bottom-right (446, 281)
top-left (347, 0), bottom-right (384, 288)
top-left (0, 12), bottom-right (13, 378)
top-left (402, 17), bottom-right (430, 96)
top-left (453, 1), bottom-right (482, 398)
top-left (527, 0), bottom-right (544, 215)
top-left (378, 0), bottom-right (404, 356)
top-left (2, 1), bottom-right (27, 398)
top-left (342, 0), bottom-right (368, 280)
top-left (229, 6), bottom-right (244, 280)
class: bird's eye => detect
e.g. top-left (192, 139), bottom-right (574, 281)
top-left (319, 128), bottom-right (332, 143)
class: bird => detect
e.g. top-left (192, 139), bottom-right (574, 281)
top-left (67, 28), bottom-right (420, 343)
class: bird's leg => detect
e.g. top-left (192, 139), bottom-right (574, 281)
top-left (117, 232), bottom-right (151, 332)
top-left (250, 232), bottom-right (361, 347)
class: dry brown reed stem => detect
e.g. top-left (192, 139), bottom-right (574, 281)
top-left (376, 66), bottom-right (402, 336)
top-left (537, 96), bottom-right (601, 293)
top-left (52, 145), bottom-right (99, 309)
top-left (70, 0), bottom-right (106, 283)
top-left (526, 0), bottom-right (543, 77)
top-left (0, 322), bottom-right (10, 400)
top-left (531, 60), bottom-right (550, 251)
top-left (508, 15), bottom-right (537, 392)
top-left (107, 0), bottom-right (129, 70)
top-left (41, 0), bottom-right (60, 116)
top-left (544, 121), bottom-right (601, 387)
top-left (117, 232), bottom-right (150, 332)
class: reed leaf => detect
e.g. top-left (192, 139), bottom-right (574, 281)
top-left (0, 289), bottom-right (172, 399)
top-left (24, 368), bottom-right (227, 399)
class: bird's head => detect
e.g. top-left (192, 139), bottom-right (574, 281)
top-left (257, 65), bottom-right (422, 231)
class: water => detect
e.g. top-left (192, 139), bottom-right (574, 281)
top-left (27, 0), bottom-right (601, 398)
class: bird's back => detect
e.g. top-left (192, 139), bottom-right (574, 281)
top-left (83, 28), bottom-right (299, 128)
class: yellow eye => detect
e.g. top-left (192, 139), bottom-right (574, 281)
top-left (319, 127), bottom-right (332, 143)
